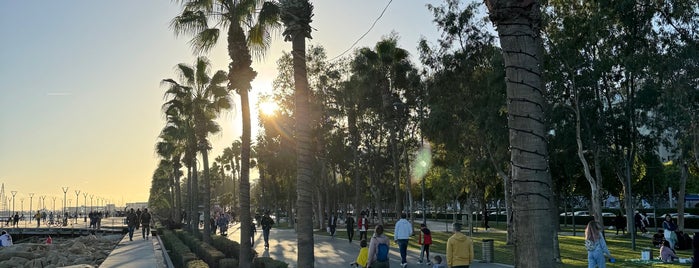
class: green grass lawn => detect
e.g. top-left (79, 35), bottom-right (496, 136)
top-left (316, 220), bottom-right (694, 267)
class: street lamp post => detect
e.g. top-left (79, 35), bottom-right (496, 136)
top-left (29, 193), bottom-right (34, 217)
top-left (90, 195), bottom-right (94, 212)
top-left (61, 187), bottom-right (69, 218)
top-left (83, 192), bottom-right (88, 223)
top-left (10, 191), bottom-right (17, 217)
top-left (74, 190), bottom-right (80, 223)
top-left (52, 197), bottom-right (56, 214)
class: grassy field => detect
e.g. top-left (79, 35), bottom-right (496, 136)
top-left (313, 220), bottom-right (694, 267)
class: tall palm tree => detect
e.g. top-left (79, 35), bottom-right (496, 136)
top-left (171, 2), bottom-right (279, 263)
top-left (156, 120), bottom-right (187, 223)
top-left (161, 56), bottom-right (231, 243)
top-left (279, 0), bottom-right (314, 266)
top-left (484, 0), bottom-right (554, 266)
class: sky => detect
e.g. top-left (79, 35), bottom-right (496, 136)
top-left (0, 0), bottom-right (443, 210)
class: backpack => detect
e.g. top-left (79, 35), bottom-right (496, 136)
top-left (376, 242), bottom-right (389, 262)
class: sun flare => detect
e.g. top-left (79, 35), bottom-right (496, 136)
top-left (259, 101), bottom-right (278, 116)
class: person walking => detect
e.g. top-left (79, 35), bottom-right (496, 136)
top-left (261, 211), bottom-right (274, 249)
top-left (394, 213), bottom-right (412, 267)
top-left (328, 213), bottom-right (337, 239)
top-left (135, 209), bottom-right (142, 230)
top-left (217, 213), bottom-right (229, 236)
top-left (447, 222), bottom-right (474, 268)
top-left (358, 213), bottom-right (369, 241)
top-left (418, 223), bottom-right (433, 264)
top-left (585, 220), bottom-right (612, 268)
top-left (367, 224), bottom-right (390, 268)
top-left (663, 214), bottom-right (678, 249)
top-left (34, 210), bottom-right (41, 228)
top-left (346, 213), bottom-right (355, 243)
top-left (140, 208), bottom-right (152, 240)
top-left (126, 208), bottom-right (139, 241)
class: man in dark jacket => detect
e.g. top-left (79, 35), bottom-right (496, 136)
top-left (140, 208), bottom-right (152, 240)
top-left (345, 213), bottom-right (355, 243)
top-left (126, 208), bottom-right (139, 241)
top-left (261, 212), bottom-right (274, 249)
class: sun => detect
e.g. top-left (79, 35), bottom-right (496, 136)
top-left (258, 100), bottom-right (278, 116)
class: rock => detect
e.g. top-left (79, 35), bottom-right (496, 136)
top-left (0, 234), bottom-right (120, 267)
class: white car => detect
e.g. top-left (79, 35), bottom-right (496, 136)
top-left (663, 213), bottom-right (699, 219)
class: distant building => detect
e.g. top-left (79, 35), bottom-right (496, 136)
top-left (125, 202), bottom-right (148, 211)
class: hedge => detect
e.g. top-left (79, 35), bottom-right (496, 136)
top-left (159, 229), bottom-right (203, 268)
top-left (176, 230), bottom-right (226, 268)
top-left (253, 257), bottom-right (288, 268)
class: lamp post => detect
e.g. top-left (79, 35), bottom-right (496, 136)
top-left (40, 196), bottom-right (46, 210)
top-left (29, 193), bottom-right (34, 217)
top-left (10, 191), bottom-right (17, 216)
top-left (74, 190), bottom-right (80, 223)
top-left (83, 192), bottom-right (88, 223)
top-left (52, 196), bottom-right (57, 214)
top-left (61, 187), bottom-right (69, 218)
top-left (90, 195), bottom-right (94, 212)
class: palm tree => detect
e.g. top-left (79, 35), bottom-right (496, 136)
top-left (484, 0), bottom-right (554, 266)
top-left (279, 0), bottom-right (314, 266)
top-left (171, 1), bottom-right (279, 263)
top-left (161, 56), bottom-right (231, 243)
top-left (156, 121), bottom-right (187, 223)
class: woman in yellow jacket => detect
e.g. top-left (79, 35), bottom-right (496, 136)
top-left (447, 223), bottom-right (474, 268)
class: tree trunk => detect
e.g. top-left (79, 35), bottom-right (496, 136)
top-left (291, 31), bottom-right (315, 267)
top-left (201, 149), bottom-right (212, 243)
top-left (484, 1), bottom-right (554, 266)
top-left (678, 161), bottom-right (688, 230)
top-left (227, 21), bottom-right (256, 268)
top-left (173, 159), bottom-right (182, 225)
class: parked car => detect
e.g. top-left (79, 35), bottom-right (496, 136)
top-left (662, 213), bottom-right (699, 219)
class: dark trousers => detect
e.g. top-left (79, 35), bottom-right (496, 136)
top-left (359, 230), bottom-right (367, 241)
top-left (263, 228), bottom-right (271, 246)
top-left (347, 228), bottom-right (354, 242)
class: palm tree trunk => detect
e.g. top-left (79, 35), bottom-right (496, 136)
top-left (227, 21), bottom-right (256, 267)
top-left (291, 31), bottom-right (315, 267)
top-left (485, 1), bottom-right (554, 266)
top-left (201, 149), bottom-right (212, 243)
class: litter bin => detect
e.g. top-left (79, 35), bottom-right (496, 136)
top-left (641, 248), bottom-right (652, 260)
top-left (482, 239), bottom-right (494, 263)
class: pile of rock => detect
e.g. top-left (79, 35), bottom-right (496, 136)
top-left (0, 234), bottom-right (121, 268)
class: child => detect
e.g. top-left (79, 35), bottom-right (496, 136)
top-left (418, 223), bottom-right (432, 264)
top-left (350, 239), bottom-right (368, 267)
top-left (432, 255), bottom-right (446, 268)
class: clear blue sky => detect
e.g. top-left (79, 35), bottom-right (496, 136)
top-left (0, 0), bottom-right (442, 209)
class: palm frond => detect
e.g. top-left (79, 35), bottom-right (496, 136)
top-left (183, 0), bottom-right (214, 12)
top-left (210, 70), bottom-right (228, 86)
top-left (195, 56), bottom-right (212, 86)
top-left (171, 10), bottom-right (209, 37)
top-left (190, 28), bottom-right (220, 54)
top-left (176, 63), bottom-right (196, 85)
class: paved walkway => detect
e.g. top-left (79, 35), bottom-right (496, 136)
top-left (224, 220), bottom-right (513, 268)
top-left (100, 228), bottom-right (168, 268)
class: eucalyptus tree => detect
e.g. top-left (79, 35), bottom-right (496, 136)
top-left (278, 0), bottom-right (315, 265)
top-left (651, 0), bottom-right (699, 229)
top-left (420, 0), bottom-right (511, 242)
top-left (171, 0), bottom-right (279, 263)
top-left (483, 0), bottom-right (554, 265)
top-left (161, 56), bottom-right (231, 243)
top-left (543, 0), bottom-right (613, 225)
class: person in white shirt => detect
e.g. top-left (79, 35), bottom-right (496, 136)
top-left (394, 213), bottom-right (412, 267)
top-left (0, 231), bottom-right (13, 247)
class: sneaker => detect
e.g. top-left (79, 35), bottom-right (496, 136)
top-left (427, 262), bottom-right (432, 265)
top-left (401, 263), bottom-right (408, 268)
top-left (417, 260), bottom-right (423, 264)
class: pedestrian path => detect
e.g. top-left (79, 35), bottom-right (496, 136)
top-left (100, 230), bottom-right (168, 268)
top-left (225, 222), bottom-right (513, 268)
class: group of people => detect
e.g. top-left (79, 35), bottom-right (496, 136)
top-left (125, 208), bottom-right (152, 241)
top-left (613, 210), bottom-right (651, 235)
top-left (587, 214), bottom-right (699, 267)
top-left (349, 213), bottom-right (473, 268)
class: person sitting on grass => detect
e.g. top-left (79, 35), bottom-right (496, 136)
top-left (660, 240), bottom-right (678, 262)
top-left (350, 239), bottom-right (368, 268)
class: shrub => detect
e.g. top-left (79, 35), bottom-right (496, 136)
top-left (253, 257), bottom-right (288, 268)
top-left (186, 260), bottom-right (209, 268)
top-left (160, 229), bottom-right (201, 268)
top-left (219, 258), bottom-right (238, 268)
